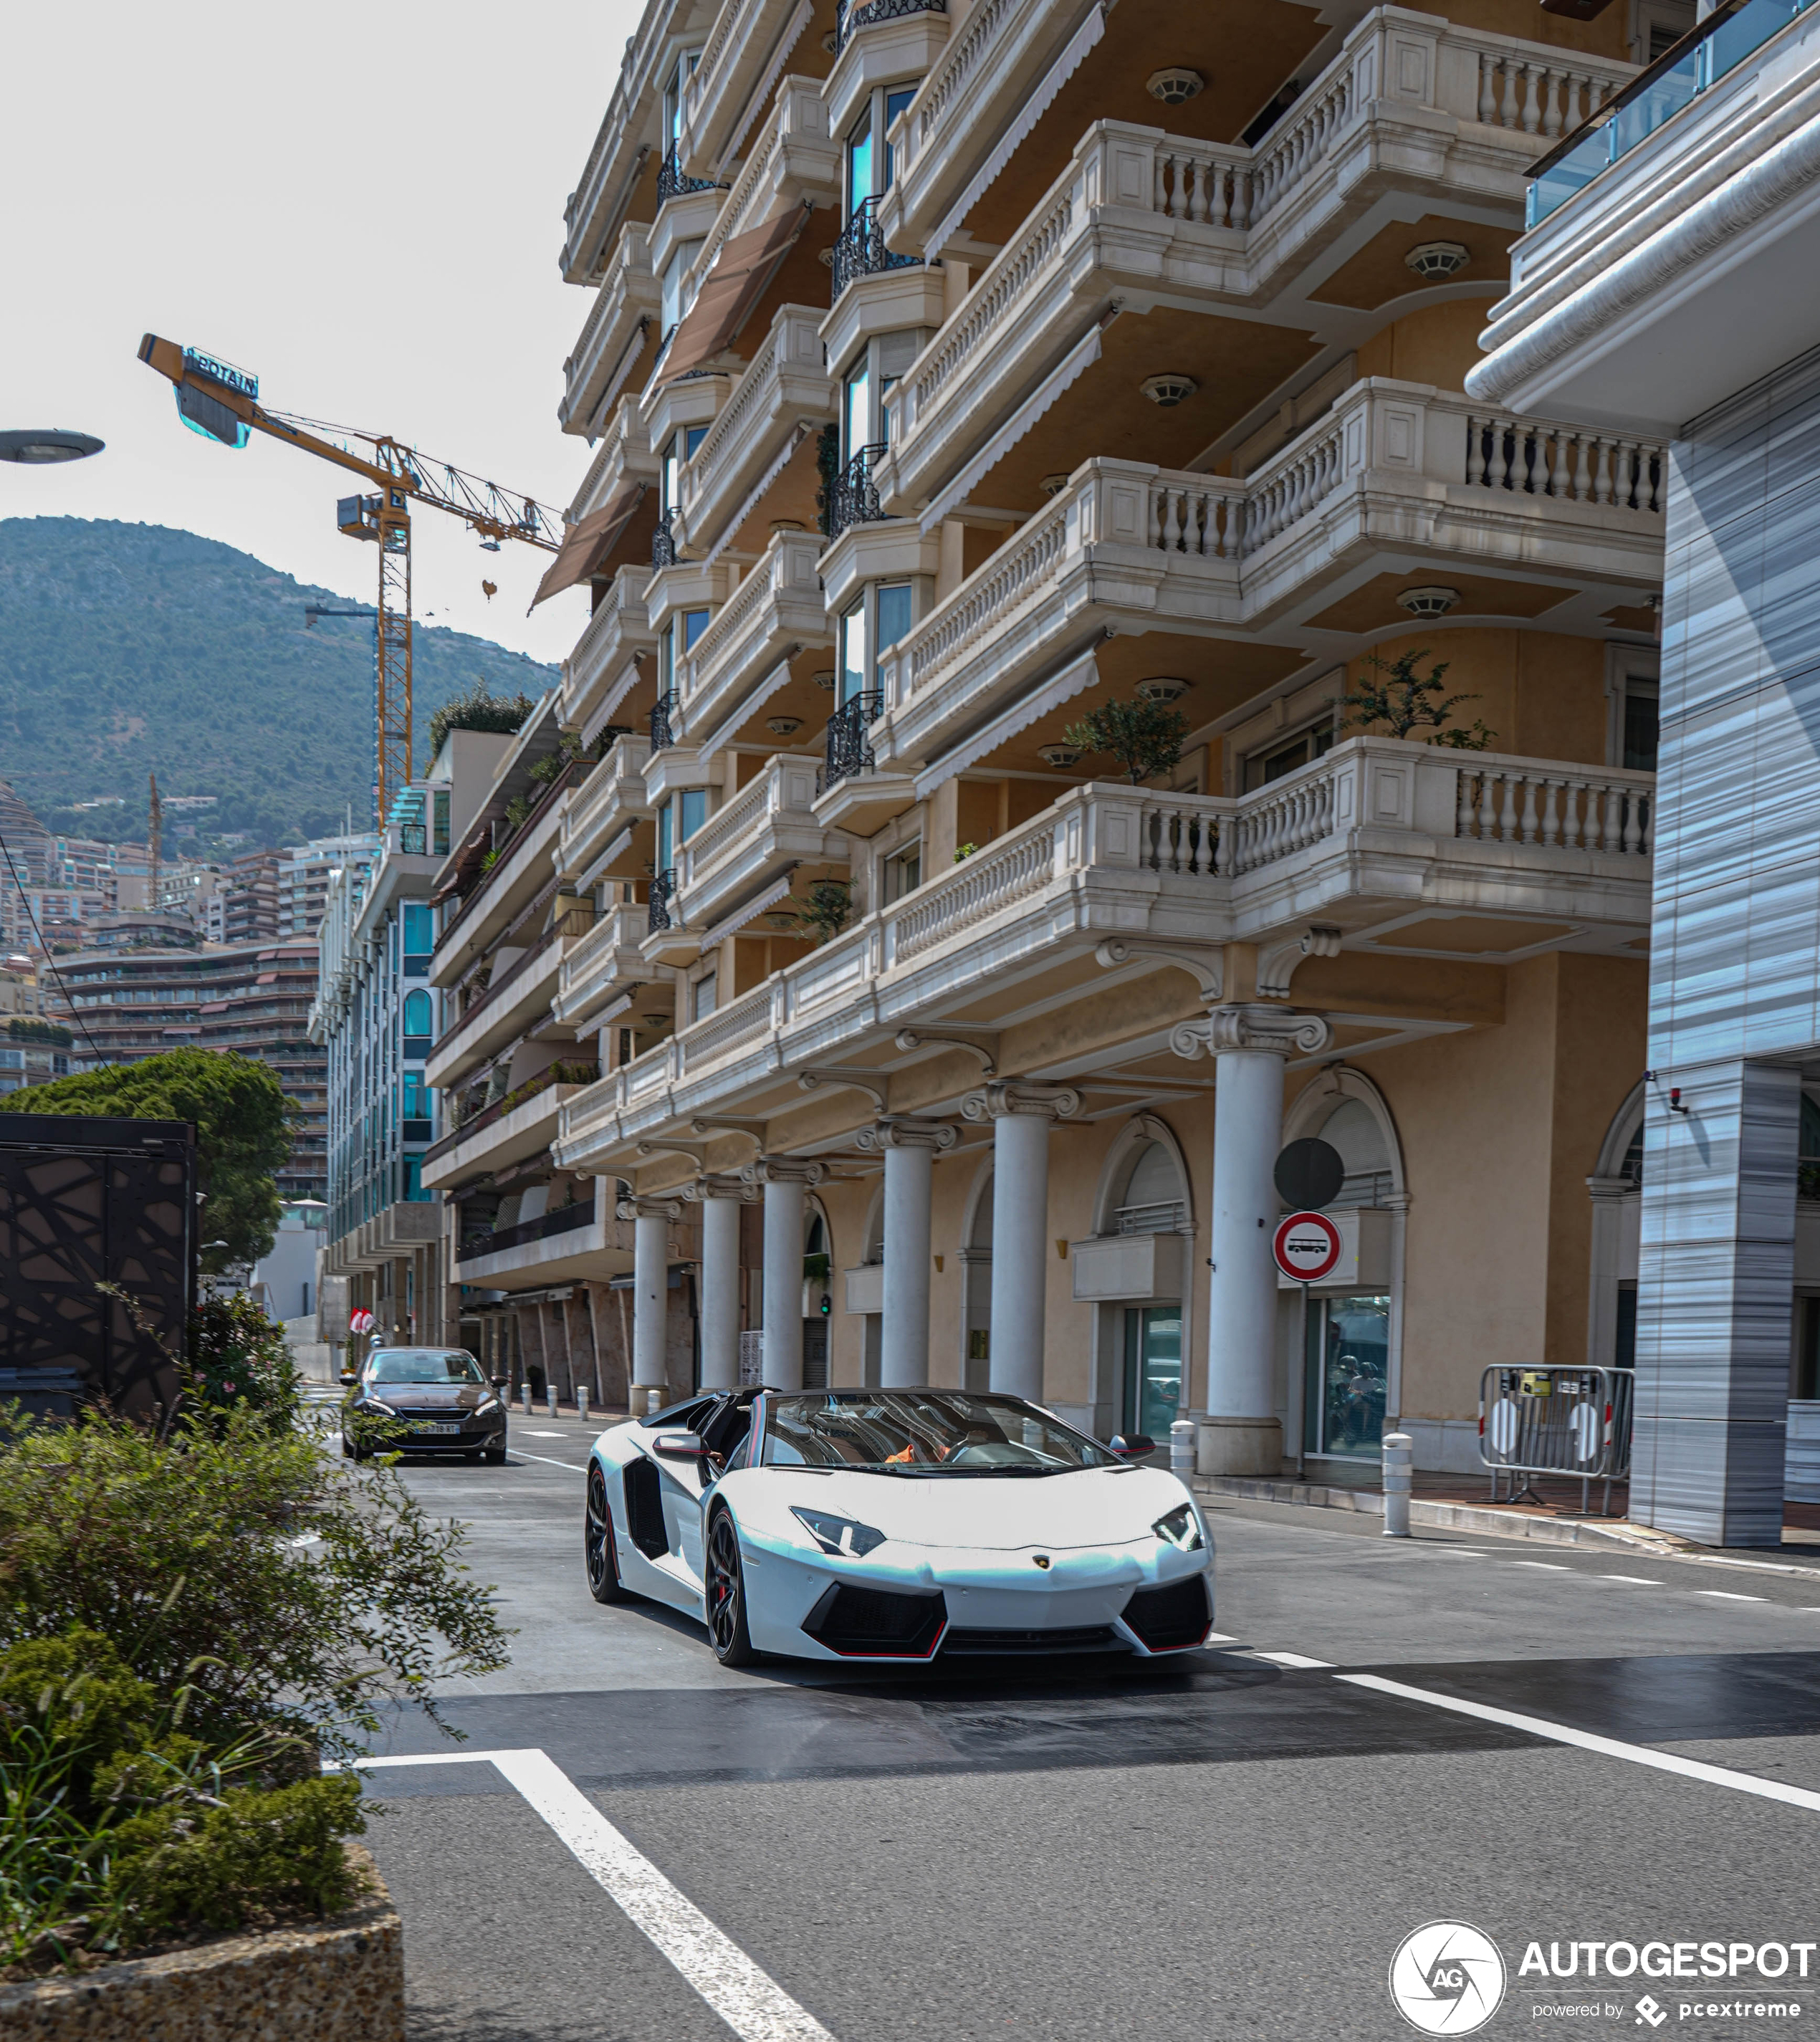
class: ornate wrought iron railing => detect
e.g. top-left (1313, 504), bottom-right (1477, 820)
top-left (648, 866), bottom-right (678, 934)
top-left (835, 0), bottom-right (946, 51)
top-left (651, 510), bottom-right (679, 569)
top-left (649, 690), bottom-right (678, 753)
top-left (826, 441), bottom-right (888, 540)
top-left (656, 144), bottom-right (724, 203)
top-left (824, 691), bottom-right (883, 787)
top-left (830, 196), bottom-right (922, 299)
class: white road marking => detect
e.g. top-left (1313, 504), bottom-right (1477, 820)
top-left (1252, 1651), bottom-right (1335, 1669)
top-left (509, 1448), bottom-right (590, 1472)
top-left (1203, 1631), bottom-right (1240, 1643)
top-left (348, 1748), bottom-right (835, 2041)
top-left (524, 1429), bottom-right (570, 1437)
top-left (1337, 1673), bottom-right (1820, 1816)
top-left (1599, 1574), bottom-right (1664, 1585)
top-left (1508, 1561), bottom-right (1572, 1570)
top-left (1699, 1590), bottom-right (1766, 1601)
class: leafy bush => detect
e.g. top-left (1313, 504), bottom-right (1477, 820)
top-left (0, 1404), bottom-right (510, 1763)
top-left (9, 1050), bottom-right (297, 1271)
top-left (185, 1293), bottom-right (300, 1431)
top-left (1341, 648), bottom-right (1495, 750)
top-left (428, 681), bottom-right (538, 756)
top-left (5, 1019), bottom-right (72, 1048)
top-left (1061, 696), bottom-right (1189, 785)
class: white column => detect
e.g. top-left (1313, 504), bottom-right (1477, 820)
top-left (619, 1195), bottom-right (679, 1417)
top-left (747, 1161), bottom-right (825, 1390)
top-left (1176, 1005), bottom-right (1330, 1475)
top-left (697, 1186), bottom-right (744, 1391)
top-left (861, 1119), bottom-right (957, 1389)
top-left (962, 1083), bottom-right (1079, 1404)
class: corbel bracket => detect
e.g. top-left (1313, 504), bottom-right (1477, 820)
top-left (795, 1068), bottom-right (892, 1112)
top-left (893, 1027), bottom-right (998, 1075)
top-left (1255, 924), bottom-right (1343, 1001)
top-left (1093, 938), bottom-right (1224, 1003)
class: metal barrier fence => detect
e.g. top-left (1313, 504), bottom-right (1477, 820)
top-left (1478, 1365), bottom-right (1634, 1515)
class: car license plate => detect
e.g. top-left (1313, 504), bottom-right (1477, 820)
top-left (413, 1422), bottom-right (462, 1435)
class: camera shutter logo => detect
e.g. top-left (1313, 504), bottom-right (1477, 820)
top-left (1389, 1922), bottom-right (1506, 2035)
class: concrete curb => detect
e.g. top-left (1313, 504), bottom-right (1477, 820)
top-left (0, 1843), bottom-right (403, 2041)
top-left (1191, 1475), bottom-right (1685, 1552)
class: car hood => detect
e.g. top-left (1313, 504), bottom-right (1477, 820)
top-left (363, 1384), bottom-right (491, 1409)
top-left (751, 1464), bottom-right (1194, 1551)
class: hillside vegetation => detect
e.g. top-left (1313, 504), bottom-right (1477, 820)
top-left (0, 519), bottom-right (557, 848)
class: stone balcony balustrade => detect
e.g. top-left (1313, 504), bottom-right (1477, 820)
top-left (881, 0), bottom-right (1632, 264)
top-left (557, 735), bottom-right (654, 888)
top-left (419, 1071), bottom-right (599, 1194)
top-left (883, 11), bottom-right (1634, 509)
top-left (429, 769), bottom-right (583, 991)
top-left (555, 740), bottom-right (1654, 1169)
top-left (553, 903), bottom-right (653, 1031)
top-left (672, 752), bottom-right (836, 937)
top-left (425, 907), bottom-right (597, 1092)
top-left (560, 567), bottom-right (658, 745)
top-left (560, 224), bottom-right (661, 438)
top-left (687, 73), bottom-right (838, 241)
top-left (676, 529), bottom-right (830, 744)
top-left (869, 378), bottom-right (1665, 772)
top-left (560, 0), bottom-right (691, 282)
top-left (673, 304), bottom-right (836, 556)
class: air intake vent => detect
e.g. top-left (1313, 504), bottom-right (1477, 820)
top-left (1121, 1576), bottom-right (1210, 1652)
top-left (802, 1583), bottom-right (947, 1658)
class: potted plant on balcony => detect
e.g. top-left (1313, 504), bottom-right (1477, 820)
top-left (1341, 650), bottom-right (1495, 749)
top-left (1061, 696), bottom-right (1189, 784)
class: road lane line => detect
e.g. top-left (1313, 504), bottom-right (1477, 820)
top-left (1699, 1590), bottom-right (1766, 1601)
top-left (508, 1447), bottom-right (590, 1472)
top-left (349, 1748), bottom-right (835, 2041)
top-left (1599, 1574), bottom-right (1663, 1584)
top-left (1336, 1674), bottom-right (1820, 1816)
top-left (1508, 1561), bottom-right (1571, 1571)
top-left (1252, 1651), bottom-right (1335, 1669)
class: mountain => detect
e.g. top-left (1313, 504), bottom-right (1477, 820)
top-left (0, 519), bottom-right (557, 850)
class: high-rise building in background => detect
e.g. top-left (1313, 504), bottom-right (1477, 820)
top-left (510, 0), bottom-right (1680, 1463)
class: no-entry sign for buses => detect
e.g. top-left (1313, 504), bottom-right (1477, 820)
top-left (1273, 1211), bottom-right (1342, 1284)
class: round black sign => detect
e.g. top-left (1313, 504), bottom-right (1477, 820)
top-left (1273, 1137), bottom-right (1345, 1212)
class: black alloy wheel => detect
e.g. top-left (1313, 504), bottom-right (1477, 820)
top-left (585, 1465), bottom-right (629, 1604)
top-left (706, 1507), bottom-right (757, 1667)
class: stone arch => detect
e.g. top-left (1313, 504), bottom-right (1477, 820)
top-left (1092, 1113), bottom-right (1195, 1237)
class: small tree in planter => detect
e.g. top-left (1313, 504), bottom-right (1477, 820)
top-left (767, 879), bottom-right (853, 946)
top-left (1341, 648), bottom-right (1495, 750)
top-left (1061, 697), bottom-right (1189, 785)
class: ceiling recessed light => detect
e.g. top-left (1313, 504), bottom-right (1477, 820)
top-left (1040, 474), bottom-right (1070, 497)
top-left (1397, 585), bottom-right (1460, 618)
top-left (1404, 241), bottom-right (1470, 280)
top-left (1141, 373), bottom-right (1197, 408)
top-left (766, 716), bottom-right (803, 737)
top-left (1147, 68), bottom-right (1204, 104)
top-left (1037, 744), bottom-right (1082, 767)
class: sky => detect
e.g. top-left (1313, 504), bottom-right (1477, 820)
top-left (1, 1), bottom-right (642, 666)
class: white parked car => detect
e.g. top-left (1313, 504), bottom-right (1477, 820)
top-left (583, 1387), bottom-right (1215, 1667)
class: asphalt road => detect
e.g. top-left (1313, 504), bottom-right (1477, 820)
top-left (345, 1414), bottom-right (1820, 2042)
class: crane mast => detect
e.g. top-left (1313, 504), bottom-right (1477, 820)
top-left (138, 335), bottom-right (560, 824)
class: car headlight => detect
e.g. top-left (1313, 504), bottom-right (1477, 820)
top-left (790, 1507), bottom-right (886, 1558)
top-left (1153, 1502), bottom-right (1204, 1551)
top-left (474, 1396), bottom-right (499, 1416)
top-left (365, 1399), bottom-right (397, 1418)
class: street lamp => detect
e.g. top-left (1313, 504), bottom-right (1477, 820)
top-left (0, 429), bottom-right (105, 464)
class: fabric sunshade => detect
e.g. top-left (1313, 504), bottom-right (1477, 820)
top-left (530, 483), bottom-right (646, 608)
top-left (658, 207), bottom-right (810, 383)
top-left (696, 871), bottom-right (800, 951)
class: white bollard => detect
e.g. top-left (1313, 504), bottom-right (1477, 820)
top-left (577, 1386), bottom-right (590, 1425)
top-left (1382, 1430), bottom-right (1414, 1538)
top-left (1170, 1418), bottom-right (1197, 1477)
top-left (547, 1384), bottom-right (559, 1420)
top-left (520, 1382), bottom-right (532, 1417)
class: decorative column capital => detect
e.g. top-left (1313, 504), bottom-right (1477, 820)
top-left (681, 1174), bottom-right (759, 1202)
top-left (1170, 1004), bottom-right (1331, 1061)
top-left (853, 1117), bottom-right (959, 1154)
top-left (617, 1194), bottom-right (684, 1222)
top-left (739, 1156), bottom-right (828, 1188)
top-left (960, 1080), bottom-right (1082, 1123)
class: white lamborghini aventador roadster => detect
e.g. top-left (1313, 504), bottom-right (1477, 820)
top-left (582, 1387), bottom-right (1215, 1667)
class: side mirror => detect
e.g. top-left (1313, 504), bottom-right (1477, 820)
top-left (491, 1374), bottom-right (508, 1389)
top-left (651, 1429), bottom-right (705, 1459)
top-left (1110, 1433), bottom-right (1156, 1459)
top-left (340, 1370), bottom-right (358, 1386)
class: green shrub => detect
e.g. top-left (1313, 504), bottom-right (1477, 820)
top-left (184, 1293), bottom-right (300, 1432)
top-left (428, 681), bottom-right (537, 756)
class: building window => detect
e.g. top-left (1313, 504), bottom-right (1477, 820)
top-left (1243, 716), bottom-right (1338, 791)
top-left (844, 85), bottom-right (915, 217)
top-left (402, 903), bottom-right (434, 974)
top-left (660, 243), bottom-right (705, 347)
top-left (661, 427), bottom-right (709, 517)
top-left (691, 969), bottom-right (717, 1022)
top-left (662, 48), bottom-right (699, 153)
top-left (883, 840), bottom-right (921, 903)
top-left (402, 988), bottom-right (434, 1051)
top-left (433, 789), bottom-right (450, 855)
top-left (1303, 1295), bottom-right (1391, 1458)
top-left (838, 581), bottom-right (914, 705)
top-left (1622, 677), bottom-right (1659, 772)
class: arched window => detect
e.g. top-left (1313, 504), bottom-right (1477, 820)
top-left (403, 989), bottom-right (433, 1040)
top-left (1313, 1098), bottom-right (1392, 1207)
top-left (1113, 1141), bottom-right (1188, 1234)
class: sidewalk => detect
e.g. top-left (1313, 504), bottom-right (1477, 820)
top-left (1192, 1459), bottom-right (1820, 1566)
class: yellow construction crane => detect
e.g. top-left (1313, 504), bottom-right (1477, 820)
top-left (138, 335), bottom-right (562, 823)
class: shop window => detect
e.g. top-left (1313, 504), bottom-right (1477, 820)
top-left (1121, 1307), bottom-right (1182, 1439)
top-left (1303, 1295), bottom-right (1390, 1457)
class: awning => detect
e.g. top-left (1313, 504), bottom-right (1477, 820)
top-left (919, 315), bottom-right (1111, 530)
top-left (658, 206), bottom-right (810, 383)
top-left (696, 871), bottom-right (799, 951)
top-left (704, 423), bottom-right (810, 565)
top-left (914, 641), bottom-right (1103, 797)
top-left (927, 4), bottom-right (1105, 257)
top-left (531, 483), bottom-right (648, 609)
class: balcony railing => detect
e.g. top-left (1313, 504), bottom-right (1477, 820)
top-left (836, 0), bottom-right (944, 49)
top-left (435, 906), bottom-right (596, 1048)
top-left (650, 690), bottom-right (678, 752)
top-left (830, 198), bottom-right (921, 300)
top-left (825, 691), bottom-right (883, 787)
top-left (458, 1197), bottom-right (599, 1265)
top-left (825, 442), bottom-right (887, 540)
top-left (648, 867), bottom-right (678, 933)
top-left (656, 143), bottom-right (724, 203)
top-left (652, 510), bottom-right (679, 568)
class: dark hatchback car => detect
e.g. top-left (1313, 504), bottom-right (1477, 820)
top-left (341, 1348), bottom-right (509, 1463)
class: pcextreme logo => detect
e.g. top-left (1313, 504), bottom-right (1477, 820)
top-left (1389, 1922), bottom-right (1509, 2035)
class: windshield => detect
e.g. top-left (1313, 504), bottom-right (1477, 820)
top-left (365, 1350), bottom-right (486, 1385)
top-left (760, 1391), bottom-right (1121, 1475)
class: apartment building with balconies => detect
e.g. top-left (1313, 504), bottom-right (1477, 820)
top-left (1469, 0), bottom-right (1820, 1545)
top-left (535, 0), bottom-right (1677, 1474)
